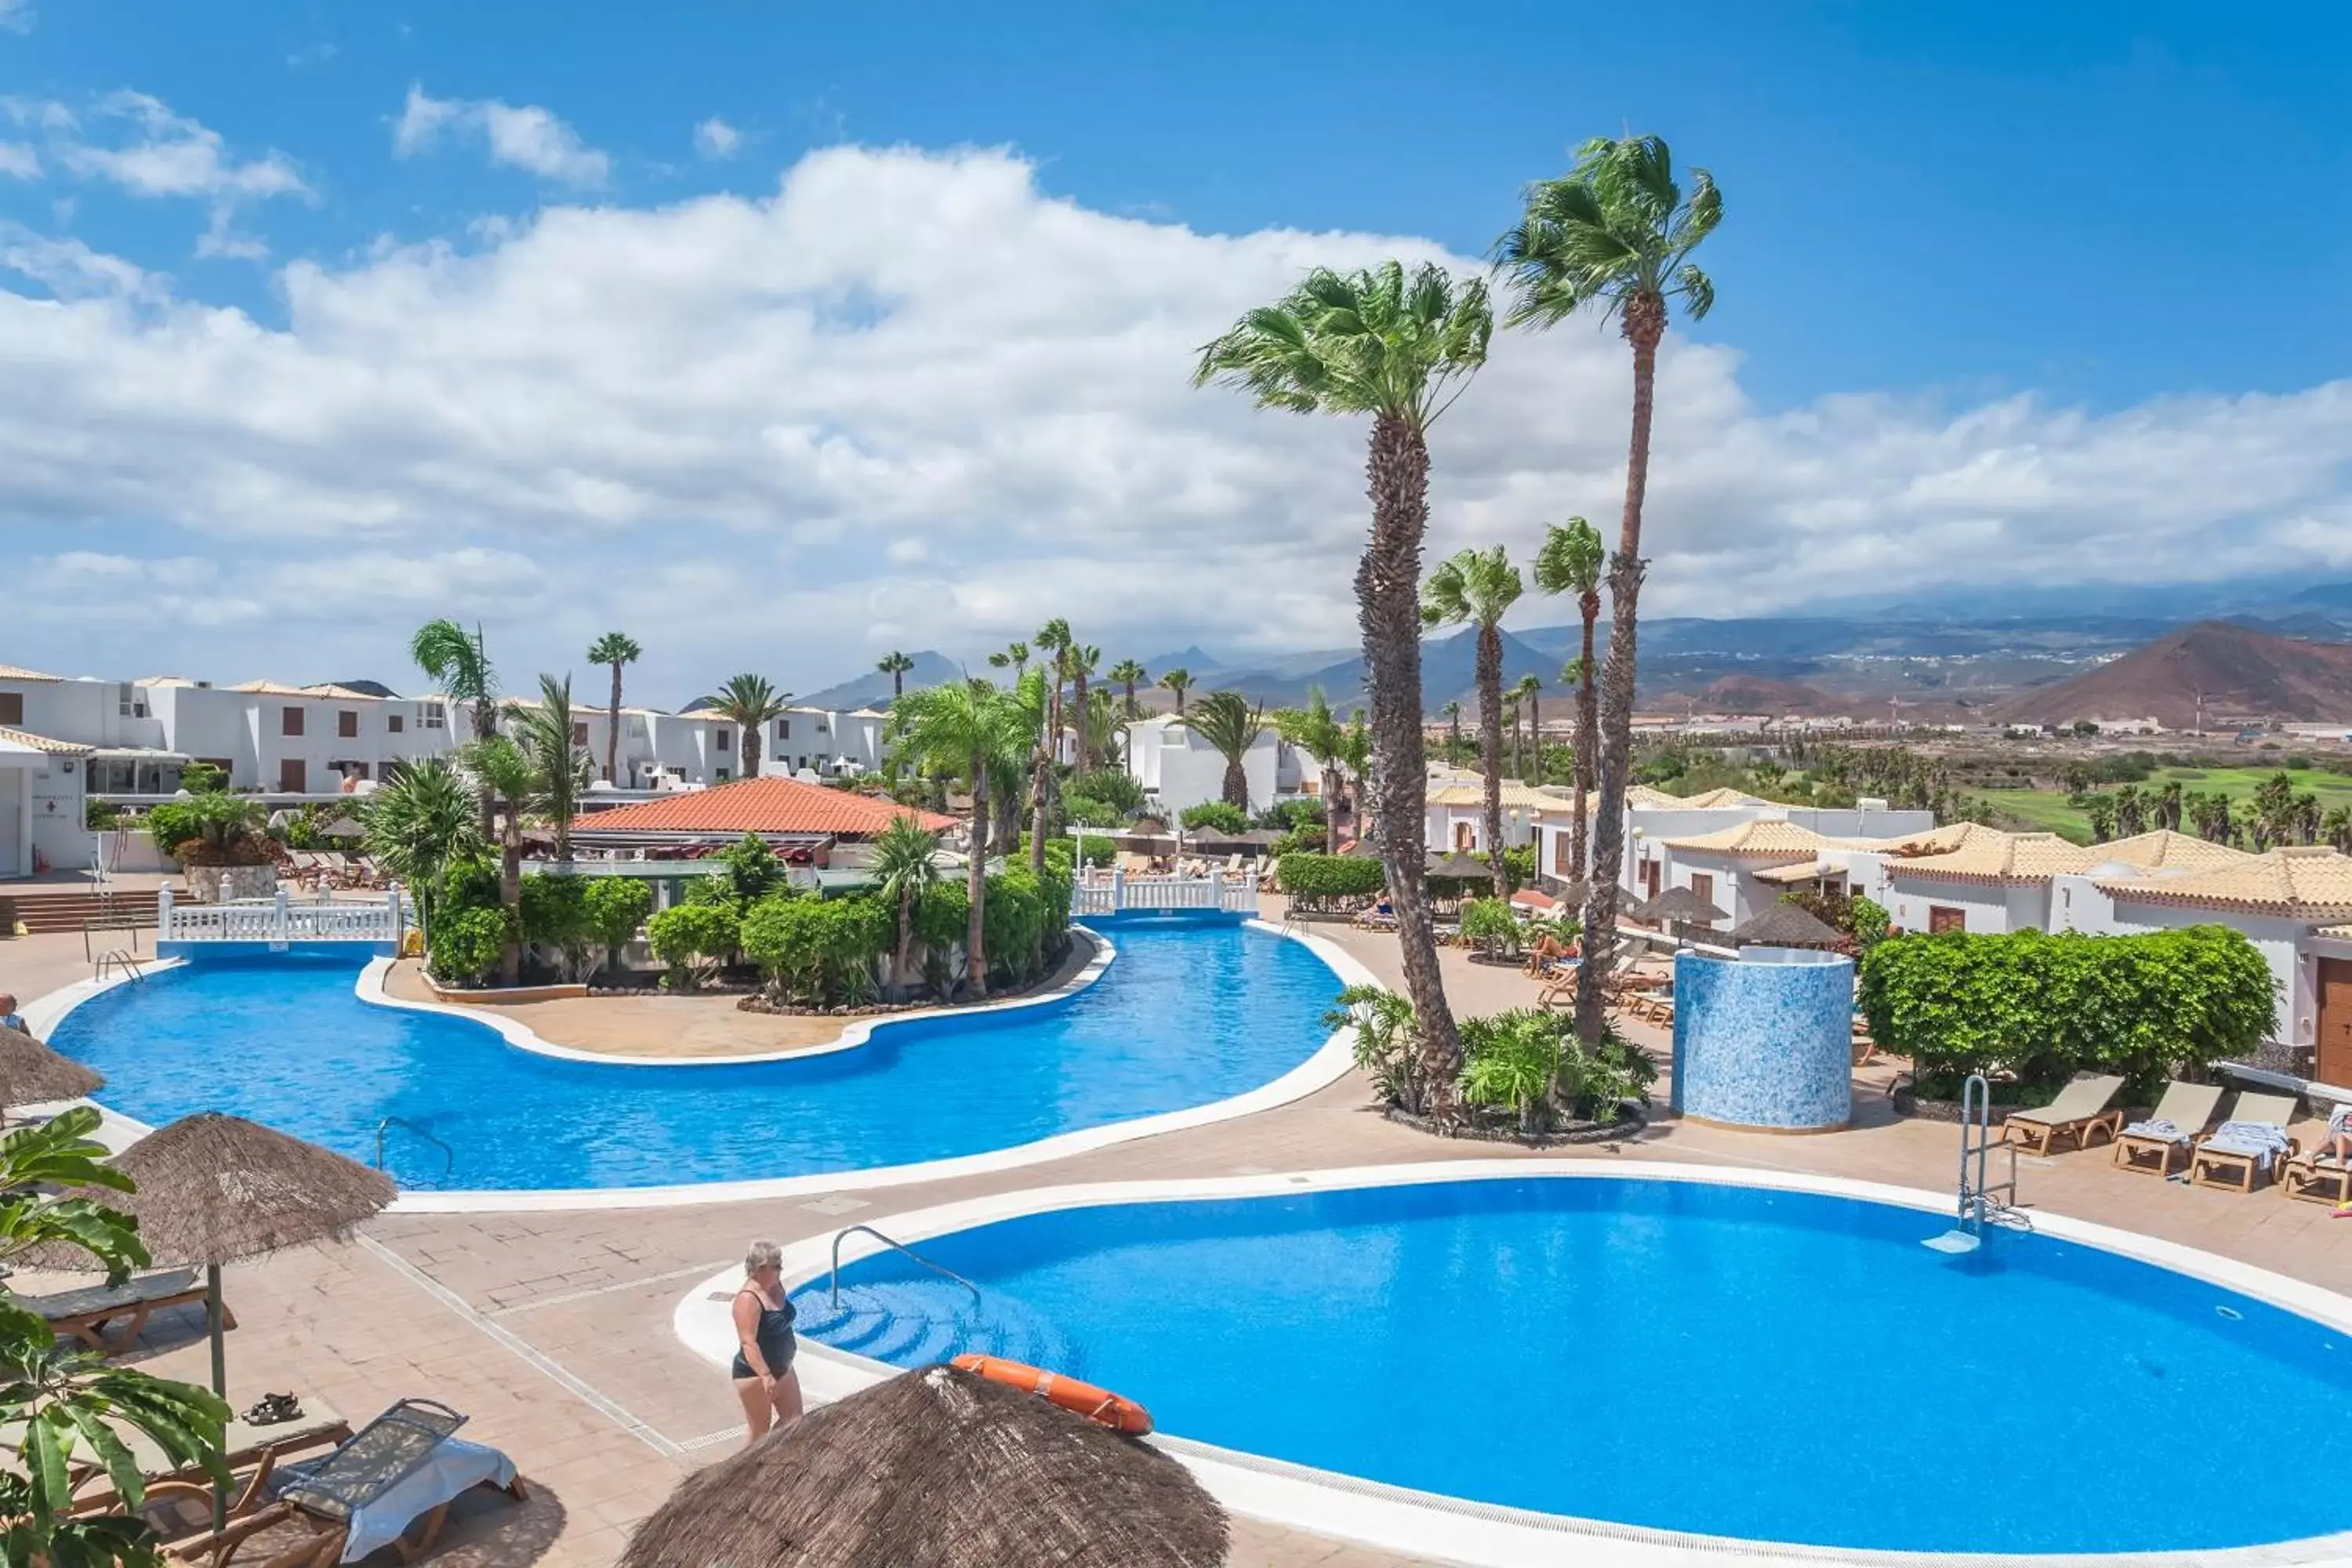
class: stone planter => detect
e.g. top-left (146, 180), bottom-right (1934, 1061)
top-left (183, 862), bottom-right (278, 904)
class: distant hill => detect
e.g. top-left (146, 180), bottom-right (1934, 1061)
top-left (1655, 674), bottom-right (1838, 713)
top-left (1996, 621), bottom-right (2352, 727)
top-left (1140, 644), bottom-right (1225, 677)
top-left (796, 650), bottom-right (967, 711)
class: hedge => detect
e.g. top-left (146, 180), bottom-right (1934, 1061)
top-left (1858, 925), bottom-right (2277, 1094)
top-left (1276, 851), bottom-right (1386, 912)
top-left (647, 902), bottom-right (740, 990)
top-left (427, 906), bottom-right (507, 988)
top-left (741, 892), bottom-right (891, 1006)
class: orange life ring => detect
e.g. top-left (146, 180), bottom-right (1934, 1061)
top-left (951, 1353), bottom-right (1153, 1435)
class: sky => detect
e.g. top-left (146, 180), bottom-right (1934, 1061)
top-left (1, 0), bottom-right (2350, 702)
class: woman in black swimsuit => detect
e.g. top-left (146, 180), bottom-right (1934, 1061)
top-left (731, 1240), bottom-right (802, 1446)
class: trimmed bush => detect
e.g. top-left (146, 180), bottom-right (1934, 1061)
top-left (647, 902), bottom-right (740, 990)
top-left (741, 893), bottom-right (891, 1007)
top-left (581, 878), bottom-right (654, 976)
top-left (145, 793), bottom-right (268, 866)
top-left (1276, 851), bottom-right (1385, 913)
top-left (1859, 925), bottom-right (2277, 1095)
top-left (1457, 896), bottom-right (1523, 957)
top-left (427, 905), bottom-right (507, 988)
top-left (1178, 800), bottom-right (1249, 833)
top-left (1062, 794), bottom-right (1125, 829)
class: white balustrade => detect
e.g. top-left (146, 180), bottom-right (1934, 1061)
top-left (158, 886), bottom-right (409, 946)
top-left (1067, 871), bottom-right (1259, 917)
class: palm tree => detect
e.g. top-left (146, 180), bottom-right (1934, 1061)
top-left (458, 735), bottom-right (535, 987)
top-left (1511, 673), bottom-right (1543, 783)
top-left (508, 673), bottom-right (592, 862)
top-left (412, 619), bottom-right (501, 833)
top-left (1443, 700), bottom-right (1462, 760)
top-left (1067, 643), bottom-right (1101, 773)
top-left (1189, 691), bottom-right (1265, 811)
top-left (1497, 133), bottom-right (1721, 1047)
top-left (1196, 259), bottom-right (1492, 1094)
top-left (877, 650), bottom-right (916, 701)
top-left (985, 641), bottom-right (1030, 683)
top-left (698, 674), bottom-right (791, 779)
top-left (1422, 545), bottom-right (1524, 902)
top-left (1535, 517), bottom-right (1605, 879)
top-left (1109, 659), bottom-right (1148, 718)
top-left (361, 757), bottom-right (481, 944)
top-left (868, 815), bottom-right (942, 1000)
top-left (1274, 688), bottom-right (1346, 833)
top-left (584, 632), bottom-right (641, 786)
top-left (1157, 666), bottom-right (1193, 714)
top-left (1030, 619), bottom-right (1073, 875)
top-left (887, 678), bottom-right (1030, 999)
top-left (2158, 779), bottom-right (2185, 831)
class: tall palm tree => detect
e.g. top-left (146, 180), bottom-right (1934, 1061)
top-left (508, 673), bottom-right (592, 862)
top-left (1066, 643), bottom-right (1101, 773)
top-left (697, 674), bottom-right (791, 779)
top-left (1109, 659), bottom-right (1149, 718)
top-left (868, 815), bottom-right (942, 1000)
top-left (1512, 673), bottom-right (1544, 783)
top-left (1274, 688), bottom-right (1345, 832)
top-left (1157, 666), bottom-right (1192, 714)
top-left (1188, 691), bottom-right (1265, 811)
top-left (361, 757), bottom-right (481, 944)
top-left (986, 641), bottom-right (1031, 683)
top-left (1422, 545), bottom-right (1524, 902)
top-left (1498, 133), bottom-right (1720, 1047)
top-left (1535, 517), bottom-right (1605, 878)
top-left (584, 631), bottom-right (641, 786)
top-left (877, 650), bottom-right (916, 701)
top-left (1442, 700), bottom-right (1462, 759)
top-left (1197, 259), bottom-right (1491, 1092)
top-left (887, 678), bottom-right (1030, 999)
top-left (1029, 619), bottom-right (1073, 875)
top-left (412, 619), bottom-right (501, 833)
top-left (458, 735), bottom-right (535, 987)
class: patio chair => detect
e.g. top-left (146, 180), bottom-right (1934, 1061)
top-left (2001, 1074), bottom-right (2127, 1156)
top-left (60, 1392), bottom-right (349, 1524)
top-left (2279, 1131), bottom-right (2352, 1207)
top-left (2111, 1081), bottom-right (2226, 1176)
top-left (21, 1266), bottom-right (230, 1355)
top-left (2190, 1091), bottom-right (2303, 1194)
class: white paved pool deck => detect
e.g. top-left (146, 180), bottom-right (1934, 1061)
top-left (9, 902), bottom-right (2352, 1567)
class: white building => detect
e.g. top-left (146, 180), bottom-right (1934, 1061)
top-left (0, 720), bottom-right (90, 879)
top-left (757, 706), bottom-right (889, 779)
top-left (1125, 715), bottom-right (1301, 818)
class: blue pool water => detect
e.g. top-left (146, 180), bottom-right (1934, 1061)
top-left (798, 1177), bottom-right (2352, 1553)
top-left (49, 920), bottom-right (1336, 1191)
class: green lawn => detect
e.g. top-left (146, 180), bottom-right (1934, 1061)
top-left (1978, 766), bottom-right (2352, 844)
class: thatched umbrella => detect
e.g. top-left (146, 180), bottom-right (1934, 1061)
top-left (1629, 884), bottom-right (1728, 927)
top-left (1425, 851), bottom-right (1490, 883)
top-left (620, 1365), bottom-right (1225, 1568)
top-left (29, 1113), bottom-right (394, 1397)
top-left (1730, 901), bottom-right (1846, 949)
top-left (0, 1025), bottom-right (103, 1108)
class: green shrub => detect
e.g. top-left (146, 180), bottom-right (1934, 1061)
top-left (519, 873), bottom-right (592, 976)
top-left (716, 833), bottom-right (786, 906)
top-left (1062, 794), bottom-right (1125, 829)
top-left (427, 905), bottom-right (508, 987)
top-left (1457, 1009), bottom-right (1653, 1130)
top-left (1255, 798), bottom-right (1326, 830)
top-left (1323, 984), bottom-right (1420, 1109)
top-left (1068, 835), bottom-right (1116, 868)
top-left (1179, 800), bottom-right (1249, 833)
top-left (1271, 826), bottom-right (1327, 856)
top-left (741, 893), bottom-right (891, 1006)
top-left (1849, 895), bottom-right (1890, 957)
top-left (85, 798), bottom-right (122, 831)
top-left (1074, 769), bottom-right (1145, 815)
top-left (1501, 844), bottom-right (1537, 890)
top-left (146, 793), bottom-right (268, 865)
top-left (1457, 896), bottom-right (1523, 957)
top-left (1276, 851), bottom-right (1385, 912)
top-left (1859, 925), bottom-right (2276, 1095)
top-left (581, 878), bottom-right (654, 975)
top-left (441, 854), bottom-right (501, 916)
top-left (647, 902), bottom-right (740, 990)
top-left (178, 760), bottom-right (229, 794)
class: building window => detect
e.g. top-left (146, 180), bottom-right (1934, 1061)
top-left (388, 714), bottom-right (405, 734)
top-left (1552, 829), bottom-right (1573, 876)
top-left (1929, 906), bottom-right (1965, 934)
top-left (572, 721), bottom-right (589, 746)
top-left (716, 767), bottom-right (731, 781)
top-left (715, 728), bottom-right (730, 752)
top-left (1688, 873), bottom-right (1716, 927)
top-left (117, 682), bottom-right (146, 718)
top-left (282, 706), bottom-right (304, 737)
top-left (418, 702), bottom-right (445, 730)
top-left (337, 710), bottom-right (358, 739)
top-left (0, 691), bottom-right (20, 726)
top-left (778, 718), bottom-right (791, 740)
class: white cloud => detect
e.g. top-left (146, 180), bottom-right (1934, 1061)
top-left (0, 143), bottom-right (38, 180)
top-left (395, 85), bottom-right (609, 187)
top-left (58, 91), bottom-right (308, 201)
top-left (693, 115), bottom-right (742, 160)
top-left (0, 0), bottom-right (31, 34)
top-left (0, 143), bottom-right (2347, 693)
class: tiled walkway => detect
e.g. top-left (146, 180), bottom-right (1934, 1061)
top-left (14, 912), bottom-right (2352, 1566)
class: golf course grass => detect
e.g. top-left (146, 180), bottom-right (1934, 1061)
top-left (1978, 764), bottom-right (2352, 844)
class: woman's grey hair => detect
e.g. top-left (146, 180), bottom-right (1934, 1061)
top-left (746, 1239), bottom-right (783, 1275)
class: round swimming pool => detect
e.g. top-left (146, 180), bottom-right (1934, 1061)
top-left (45, 920), bottom-right (1345, 1193)
top-left (792, 1171), bottom-right (2352, 1555)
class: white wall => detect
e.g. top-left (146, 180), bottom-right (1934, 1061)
top-left (761, 707), bottom-right (886, 779)
top-left (29, 756), bottom-right (90, 871)
top-left (1656, 849), bottom-right (1781, 928)
top-left (1881, 874), bottom-right (2024, 935)
top-left (1125, 718), bottom-right (1287, 816)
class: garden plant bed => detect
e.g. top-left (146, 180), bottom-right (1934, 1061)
top-left (1893, 1083), bottom-right (2044, 1124)
top-left (1384, 1103), bottom-right (1646, 1146)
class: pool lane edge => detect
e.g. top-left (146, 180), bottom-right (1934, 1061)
top-left (671, 1160), bottom-right (2352, 1568)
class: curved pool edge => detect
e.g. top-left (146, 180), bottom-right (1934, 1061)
top-left (353, 923), bottom-right (1120, 1070)
top-left (384, 917), bottom-right (1374, 1212)
top-left (669, 1160), bottom-right (2352, 1568)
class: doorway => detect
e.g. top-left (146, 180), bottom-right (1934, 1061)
top-left (278, 757), bottom-right (307, 793)
top-left (2317, 959), bottom-right (2352, 1088)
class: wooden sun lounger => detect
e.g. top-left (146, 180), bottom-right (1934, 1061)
top-left (2189, 1092), bottom-right (2303, 1194)
top-left (2111, 1081), bottom-right (2226, 1176)
top-left (2001, 1074), bottom-right (2126, 1156)
top-left (2279, 1148), bottom-right (2352, 1207)
top-left (24, 1267), bottom-right (230, 1354)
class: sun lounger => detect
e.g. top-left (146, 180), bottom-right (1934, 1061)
top-left (2111, 1081), bottom-right (2226, 1176)
top-left (2001, 1074), bottom-right (2126, 1156)
top-left (22, 1266), bottom-right (229, 1355)
top-left (2190, 1092), bottom-right (2303, 1193)
top-left (84, 1394), bottom-right (352, 1532)
top-left (252, 1398), bottom-right (525, 1566)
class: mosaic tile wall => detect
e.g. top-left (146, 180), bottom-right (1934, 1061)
top-left (1670, 946), bottom-right (1854, 1131)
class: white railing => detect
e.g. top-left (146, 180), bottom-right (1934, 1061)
top-left (158, 887), bottom-right (408, 946)
top-left (1072, 870), bottom-right (1258, 917)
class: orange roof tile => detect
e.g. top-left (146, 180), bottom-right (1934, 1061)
top-left (575, 775), bottom-right (954, 839)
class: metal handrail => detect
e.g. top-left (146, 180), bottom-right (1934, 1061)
top-left (93, 949), bottom-right (147, 985)
top-left (829, 1225), bottom-right (982, 1306)
top-left (374, 1116), bottom-right (455, 1178)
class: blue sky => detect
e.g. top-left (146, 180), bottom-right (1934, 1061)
top-left (1, 2), bottom-right (2349, 693)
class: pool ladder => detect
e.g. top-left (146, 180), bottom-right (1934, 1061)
top-left (93, 949), bottom-right (147, 985)
top-left (374, 1116), bottom-right (455, 1180)
top-left (829, 1225), bottom-right (982, 1307)
top-left (1926, 1073), bottom-right (2030, 1254)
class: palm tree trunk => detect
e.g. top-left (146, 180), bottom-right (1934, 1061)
top-left (1029, 744), bottom-right (1051, 877)
top-left (499, 818), bottom-right (522, 987)
top-left (894, 887), bottom-right (914, 1000)
top-left (1477, 623), bottom-right (1507, 902)
top-left (742, 724), bottom-right (763, 779)
top-left (1071, 671), bottom-right (1091, 774)
top-left (1224, 756), bottom-right (1248, 809)
top-left (1571, 596), bottom-right (1599, 877)
top-left (966, 760), bottom-right (991, 999)
top-left (1575, 298), bottom-right (1664, 1049)
top-left (1360, 409), bottom-right (1462, 1098)
top-left (606, 661), bottom-right (622, 785)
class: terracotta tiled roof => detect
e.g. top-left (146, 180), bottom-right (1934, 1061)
top-left (0, 663), bottom-right (60, 682)
top-left (1886, 829), bottom-right (2095, 884)
top-left (0, 725), bottom-right (92, 756)
top-left (1427, 782), bottom-right (1563, 811)
top-left (1660, 819), bottom-right (1831, 858)
top-left (573, 775), bottom-right (954, 839)
top-left (2085, 829), bottom-right (2254, 873)
top-left (2096, 845), bottom-right (2352, 917)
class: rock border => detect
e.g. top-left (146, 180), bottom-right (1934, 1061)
top-left (1382, 1102), bottom-right (1647, 1147)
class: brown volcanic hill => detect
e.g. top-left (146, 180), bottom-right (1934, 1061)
top-left (1657, 674), bottom-right (1838, 713)
top-left (1997, 621), bottom-right (2352, 727)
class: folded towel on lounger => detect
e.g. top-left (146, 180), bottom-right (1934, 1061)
top-left (2122, 1118), bottom-right (2183, 1142)
top-left (2203, 1120), bottom-right (2292, 1172)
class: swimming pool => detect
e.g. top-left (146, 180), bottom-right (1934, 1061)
top-left (791, 1170), bottom-right (2352, 1556)
top-left (45, 920), bottom-right (1344, 1193)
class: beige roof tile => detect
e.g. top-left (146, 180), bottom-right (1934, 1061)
top-left (2096, 845), bottom-right (2352, 916)
top-left (2085, 828), bottom-right (2254, 873)
top-left (0, 663), bottom-right (60, 682)
top-left (1660, 819), bottom-right (1831, 858)
top-left (1673, 786), bottom-right (1769, 810)
top-left (1887, 828), bottom-right (2096, 884)
top-left (227, 680), bottom-right (384, 701)
top-left (0, 725), bottom-right (93, 755)
top-left (1427, 782), bottom-right (1563, 811)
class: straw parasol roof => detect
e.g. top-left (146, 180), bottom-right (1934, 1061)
top-left (1630, 885), bottom-right (1728, 925)
top-left (619, 1364), bottom-right (1225, 1568)
top-left (0, 1025), bottom-right (103, 1107)
top-left (1729, 901), bottom-right (1846, 949)
top-left (1425, 851), bottom-right (1490, 881)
